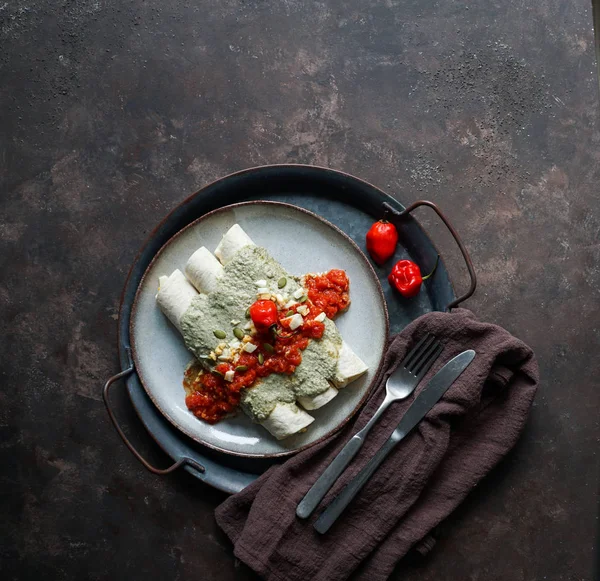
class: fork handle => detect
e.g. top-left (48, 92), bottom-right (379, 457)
top-left (354, 394), bottom-right (393, 441)
top-left (296, 436), bottom-right (363, 518)
top-left (296, 397), bottom-right (393, 519)
top-left (313, 436), bottom-right (399, 534)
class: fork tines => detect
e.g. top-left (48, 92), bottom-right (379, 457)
top-left (403, 334), bottom-right (443, 378)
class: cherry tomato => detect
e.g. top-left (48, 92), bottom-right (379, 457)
top-left (388, 260), bottom-right (423, 297)
top-left (388, 256), bottom-right (439, 298)
top-left (249, 299), bottom-right (278, 329)
top-left (366, 220), bottom-right (398, 265)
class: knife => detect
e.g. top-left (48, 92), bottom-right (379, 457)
top-left (313, 349), bottom-right (476, 534)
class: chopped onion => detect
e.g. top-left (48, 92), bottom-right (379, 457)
top-left (289, 313), bottom-right (304, 330)
top-left (218, 348), bottom-right (232, 361)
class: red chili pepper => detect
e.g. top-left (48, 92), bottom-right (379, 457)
top-left (366, 220), bottom-right (398, 265)
top-left (388, 256), bottom-right (439, 297)
top-left (249, 299), bottom-right (278, 329)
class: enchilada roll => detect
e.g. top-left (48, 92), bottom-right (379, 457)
top-left (240, 374), bottom-right (315, 439)
top-left (259, 402), bottom-right (315, 440)
top-left (185, 246), bottom-right (224, 294)
top-left (289, 322), bottom-right (341, 409)
top-left (156, 269), bottom-right (198, 332)
top-left (297, 384), bottom-right (338, 410)
top-left (332, 340), bottom-right (368, 388)
top-left (214, 224), bottom-right (255, 264)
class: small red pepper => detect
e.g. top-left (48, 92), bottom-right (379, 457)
top-left (249, 299), bottom-right (278, 329)
top-left (366, 220), bottom-right (398, 265)
top-left (388, 256), bottom-right (439, 297)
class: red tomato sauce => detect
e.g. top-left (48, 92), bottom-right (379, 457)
top-left (184, 269), bottom-right (349, 424)
top-left (184, 363), bottom-right (242, 424)
top-left (304, 269), bottom-right (350, 319)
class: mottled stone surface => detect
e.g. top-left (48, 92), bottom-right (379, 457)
top-left (1, 1), bottom-right (598, 580)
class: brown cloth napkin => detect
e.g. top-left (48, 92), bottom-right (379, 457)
top-left (215, 309), bottom-right (539, 581)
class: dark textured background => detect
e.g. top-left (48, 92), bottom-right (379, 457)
top-left (1, 1), bottom-right (599, 580)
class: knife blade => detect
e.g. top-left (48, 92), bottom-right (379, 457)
top-left (313, 349), bottom-right (476, 534)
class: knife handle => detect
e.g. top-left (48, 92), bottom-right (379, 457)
top-left (296, 435), bottom-right (363, 519)
top-left (313, 436), bottom-right (398, 534)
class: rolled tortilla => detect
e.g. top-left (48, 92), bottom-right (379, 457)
top-left (185, 246), bottom-right (224, 294)
top-left (297, 384), bottom-right (339, 411)
top-left (260, 402), bottom-right (315, 440)
top-left (332, 341), bottom-right (368, 388)
top-left (156, 269), bottom-right (198, 332)
top-left (214, 224), bottom-right (255, 264)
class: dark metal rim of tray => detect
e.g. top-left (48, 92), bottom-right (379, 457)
top-left (102, 164), bottom-right (477, 494)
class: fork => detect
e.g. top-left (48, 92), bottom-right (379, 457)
top-left (296, 334), bottom-right (443, 519)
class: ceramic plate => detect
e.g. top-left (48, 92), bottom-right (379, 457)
top-left (130, 201), bottom-right (388, 457)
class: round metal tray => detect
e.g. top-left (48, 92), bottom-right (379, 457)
top-left (104, 165), bottom-right (476, 494)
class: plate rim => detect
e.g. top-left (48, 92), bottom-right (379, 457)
top-left (129, 199), bottom-right (390, 459)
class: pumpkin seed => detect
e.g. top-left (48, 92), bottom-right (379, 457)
top-left (258, 353), bottom-right (264, 365)
top-left (277, 277), bottom-right (287, 288)
top-left (212, 370), bottom-right (225, 378)
top-left (213, 329), bottom-right (227, 339)
top-left (233, 327), bottom-right (245, 340)
top-left (298, 295), bottom-right (308, 303)
top-left (263, 343), bottom-right (274, 353)
top-left (245, 307), bottom-right (251, 318)
top-left (285, 310), bottom-right (294, 317)
top-left (235, 365), bottom-right (248, 373)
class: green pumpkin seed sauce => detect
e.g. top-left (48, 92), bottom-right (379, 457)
top-left (179, 245), bottom-right (343, 421)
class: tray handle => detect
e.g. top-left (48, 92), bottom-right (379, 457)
top-left (383, 200), bottom-right (477, 311)
top-left (103, 348), bottom-right (205, 476)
